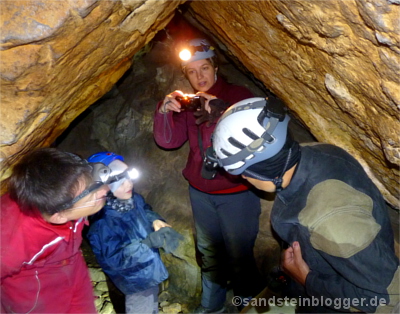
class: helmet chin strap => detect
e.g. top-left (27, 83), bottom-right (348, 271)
top-left (242, 148), bottom-right (292, 192)
top-left (273, 177), bottom-right (284, 192)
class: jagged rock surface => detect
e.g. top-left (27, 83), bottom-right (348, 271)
top-left (1, 0), bottom-right (398, 206)
top-left (0, 0), bottom-right (184, 190)
top-left (185, 0), bottom-right (400, 207)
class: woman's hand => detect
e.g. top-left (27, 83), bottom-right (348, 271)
top-left (153, 219), bottom-right (171, 231)
top-left (159, 90), bottom-right (185, 114)
top-left (196, 92), bottom-right (217, 113)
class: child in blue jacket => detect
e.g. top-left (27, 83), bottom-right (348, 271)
top-left (86, 152), bottom-right (183, 314)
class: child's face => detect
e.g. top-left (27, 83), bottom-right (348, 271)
top-left (113, 179), bottom-right (134, 200)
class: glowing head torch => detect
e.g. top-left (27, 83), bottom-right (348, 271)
top-left (179, 49), bottom-right (192, 62)
top-left (107, 166), bottom-right (140, 183)
top-left (59, 153), bottom-right (141, 210)
top-left (179, 38), bottom-right (215, 66)
top-left (86, 152), bottom-right (140, 193)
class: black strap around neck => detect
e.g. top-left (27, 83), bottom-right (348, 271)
top-left (198, 127), bottom-right (205, 159)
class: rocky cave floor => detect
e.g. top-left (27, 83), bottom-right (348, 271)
top-left (81, 236), bottom-right (293, 314)
top-left (81, 236), bottom-right (245, 314)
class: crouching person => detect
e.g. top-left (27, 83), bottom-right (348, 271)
top-left (86, 152), bottom-right (183, 314)
top-left (207, 97), bottom-right (399, 313)
top-left (1, 148), bottom-right (109, 313)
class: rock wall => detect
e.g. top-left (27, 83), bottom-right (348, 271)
top-left (0, 0), bottom-right (184, 191)
top-left (1, 1), bottom-right (399, 205)
top-left (186, 0), bottom-right (400, 207)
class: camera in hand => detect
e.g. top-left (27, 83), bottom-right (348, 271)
top-left (175, 94), bottom-right (203, 112)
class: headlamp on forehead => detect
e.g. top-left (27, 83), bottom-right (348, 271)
top-left (179, 44), bottom-right (214, 62)
top-left (91, 162), bottom-right (140, 184)
top-left (179, 38), bottom-right (216, 66)
top-left (179, 49), bottom-right (192, 62)
top-left (109, 167), bottom-right (140, 182)
top-left (58, 162), bottom-right (109, 211)
top-left (60, 163), bottom-right (140, 210)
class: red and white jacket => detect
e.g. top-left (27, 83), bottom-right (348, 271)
top-left (0, 194), bottom-right (96, 313)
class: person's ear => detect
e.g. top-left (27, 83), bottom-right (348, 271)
top-left (47, 212), bottom-right (69, 224)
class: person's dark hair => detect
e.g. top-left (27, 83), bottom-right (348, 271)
top-left (8, 148), bottom-right (92, 217)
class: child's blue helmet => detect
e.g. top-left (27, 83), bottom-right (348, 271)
top-left (87, 152), bottom-right (124, 166)
top-left (88, 152), bottom-right (129, 193)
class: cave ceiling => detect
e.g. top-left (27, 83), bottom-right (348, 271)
top-left (0, 0), bottom-right (399, 208)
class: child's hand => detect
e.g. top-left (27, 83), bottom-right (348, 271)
top-left (153, 219), bottom-right (171, 231)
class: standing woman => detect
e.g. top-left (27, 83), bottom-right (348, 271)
top-left (153, 38), bottom-right (263, 313)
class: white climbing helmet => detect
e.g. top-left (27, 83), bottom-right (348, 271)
top-left (208, 97), bottom-right (290, 175)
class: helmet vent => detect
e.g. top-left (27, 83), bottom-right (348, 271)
top-left (220, 148), bottom-right (232, 157)
top-left (228, 137), bottom-right (246, 149)
top-left (243, 128), bottom-right (259, 140)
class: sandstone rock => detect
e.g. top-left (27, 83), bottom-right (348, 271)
top-left (100, 302), bottom-right (116, 314)
top-left (159, 290), bottom-right (172, 303)
top-left (162, 302), bottom-right (182, 314)
top-left (95, 281), bottom-right (110, 292)
top-left (160, 300), bottom-right (170, 308)
top-left (187, 0), bottom-right (400, 207)
top-left (1, 1), bottom-right (398, 207)
top-left (89, 267), bottom-right (107, 282)
top-left (0, 0), bottom-right (184, 191)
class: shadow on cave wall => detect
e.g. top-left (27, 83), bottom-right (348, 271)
top-left (54, 13), bottom-right (316, 312)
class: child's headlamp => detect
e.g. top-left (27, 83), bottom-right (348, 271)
top-left (91, 162), bottom-right (140, 184)
top-left (59, 163), bottom-right (140, 210)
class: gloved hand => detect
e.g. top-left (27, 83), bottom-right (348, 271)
top-left (193, 96), bottom-right (208, 125)
top-left (142, 229), bottom-right (165, 249)
top-left (194, 98), bottom-right (230, 126)
top-left (161, 227), bottom-right (184, 254)
top-left (208, 98), bottom-right (230, 125)
top-left (142, 227), bottom-right (184, 253)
